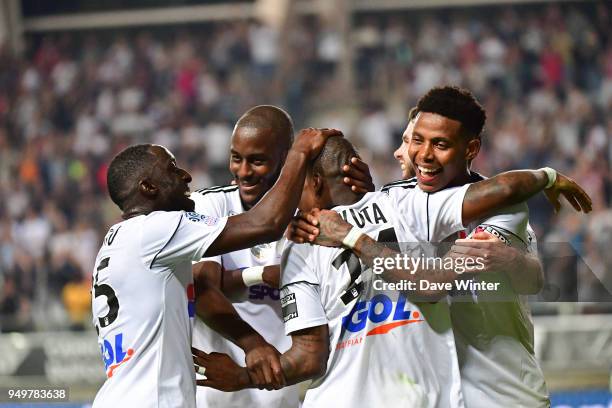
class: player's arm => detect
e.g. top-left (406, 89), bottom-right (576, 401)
top-left (193, 273), bottom-right (285, 389)
top-left (448, 231), bottom-right (544, 295)
top-left (310, 209), bottom-right (457, 300)
top-left (193, 261), bottom-right (280, 297)
top-left (205, 128), bottom-right (342, 257)
top-left (193, 325), bottom-right (329, 391)
top-left (462, 169), bottom-right (591, 225)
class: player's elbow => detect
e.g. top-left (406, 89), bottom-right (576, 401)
top-left (304, 349), bottom-right (328, 378)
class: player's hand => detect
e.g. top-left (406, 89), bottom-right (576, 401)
top-left (341, 157), bottom-right (375, 194)
top-left (192, 347), bottom-right (249, 392)
top-left (448, 231), bottom-right (521, 275)
top-left (313, 209), bottom-right (353, 247)
top-left (244, 341), bottom-right (285, 390)
top-left (544, 172), bottom-right (592, 213)
top-left (292, 128), bottom-right (343, 160)
top-left (286, 210), bottom-right (320, 243)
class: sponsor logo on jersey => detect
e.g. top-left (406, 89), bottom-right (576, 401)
top-left (337, 293), bottom-right (423, 350)
top-left (100, 333), bottom-right (135, 378)
top-left (249, 284), bottom-right (280, 300)
top-left (185, 212), bottom-right (219, 226)
top-left (281, 293), bottom-right (298, 322)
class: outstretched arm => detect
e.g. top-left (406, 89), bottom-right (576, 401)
top-left (462, 169), bottom-right (591, 225)
top-left (205, 128), bottom-right (343, 257)
top-left (310, 209), bottom-right (458, 300)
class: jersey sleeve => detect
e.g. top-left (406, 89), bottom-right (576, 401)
top-left (387, 184), bottom-right (469, 241)
top-left (141, 211), bottom-right (228, 269)
top-left (280, 242), bottom-right (327, 335)
top-left (190, 191), bottom-right (227, 265)
top-left (469, 202), bottom-right (530, 250)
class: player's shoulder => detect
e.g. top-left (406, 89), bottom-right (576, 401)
top-left (380, 177), bottom-right (418, 193)
top-left (192, 184), bottom-right (238, 198)
top-left (191, 184), bottom-right (239, 214)
top-left (281, 241), bottom-right (335, 286)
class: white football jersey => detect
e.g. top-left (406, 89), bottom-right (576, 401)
top-left (91, 211), bottom-right (227, 408)
top-left (280, 186), bottom-right (470, 408)
top-left (438, 174), bottom-right (550, 408)
top-left (190, 185), bottom-right (299, 408)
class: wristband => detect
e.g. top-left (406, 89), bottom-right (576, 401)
top-left (540, 167), bottom-right (557, 189)
top-left (342, 227), bottom-right (364, 249)
top-left (242, 266), bottom-right (265, 286)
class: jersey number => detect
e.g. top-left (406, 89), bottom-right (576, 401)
top-left (93, 257), bottom-right (120, 332)
top-left (333, 227), bottom-right (398, 305)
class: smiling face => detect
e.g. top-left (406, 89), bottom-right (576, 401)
top-left (409, 112), bottom-right (480, 192)
top-left (148, 145), bottom-right (195, 212)
top-left (229, 126), bottom-right (286, 209)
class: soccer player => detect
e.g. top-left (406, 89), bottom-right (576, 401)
top-left (190, 105), bottom-right (301, 407)
top-left (91, 127), bottom-right (340, 407)
top-left (298, 86), bottom-right (591, 407)
top-left (193, 135), bottom-right (588, 407)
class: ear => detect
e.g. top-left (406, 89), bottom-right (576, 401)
top-left (139, 179), bottom-right (158, 198)
top-left (312, 173), bottom-right (324, 197)
top-left (465, 138), bottom-right (481, 162)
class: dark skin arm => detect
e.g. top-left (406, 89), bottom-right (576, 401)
top-left (193, 261), bottom-right (280, 298)
top-left (193, 268), bottom-right (285, 389)
top-left (309, 209), bottom-right (456, 300)
top-left (193, 325), bottom-right (330, 390)
top-left (205, 128), bottom-right (343, 257)
top-left (447, 231), bottom-right (544, 295)
top-left (288, 169), bottom-right (592, 244)
top-left (462, 170), bottom-right (591, 225)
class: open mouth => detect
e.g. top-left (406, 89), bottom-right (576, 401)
top-left (416, 165), bottom-right (442, 181)
top-left (239, 181), bottom-right (260, 193)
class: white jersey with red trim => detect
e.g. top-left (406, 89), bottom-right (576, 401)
top-left (190, 185), bottom-right (300, 408)
top-left (280, 187), bottom-right (470, 408)
top-left (91, 210), bottom-right (227, 408)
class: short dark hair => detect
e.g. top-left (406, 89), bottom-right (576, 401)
top-left (107, 144), bottom-right (155, 210)
top-left (235, 105), bottom-right (294, 151)
top-left (416, 86), bottom-right (486, 139)
top-left (312, 136), bottom-right (357, 179)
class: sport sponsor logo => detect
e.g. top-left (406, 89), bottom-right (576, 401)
top-left (337, 293), bottom-right (423, 350)
top-left (100, 333), bottom-right (135, 378)
top-left (249, 285), bottom-right (280, 300)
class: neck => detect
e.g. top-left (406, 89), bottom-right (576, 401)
top-left (328, 182), bottom-right (364, 209)
top-left (122, 203), bottom-right (155, 220)
top-left (445, 169), bottom-right (473, 189)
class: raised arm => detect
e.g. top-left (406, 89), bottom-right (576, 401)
top-left (462, 169), bottom-right (592, 225)
top-left (205, 128), bottom-right (342, 257)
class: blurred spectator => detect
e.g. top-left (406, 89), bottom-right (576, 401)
top-left (0, 1), bottom-right (610, 331)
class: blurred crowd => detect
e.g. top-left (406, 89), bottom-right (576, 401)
top-left (0, 1), bottom-right (610, 332)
